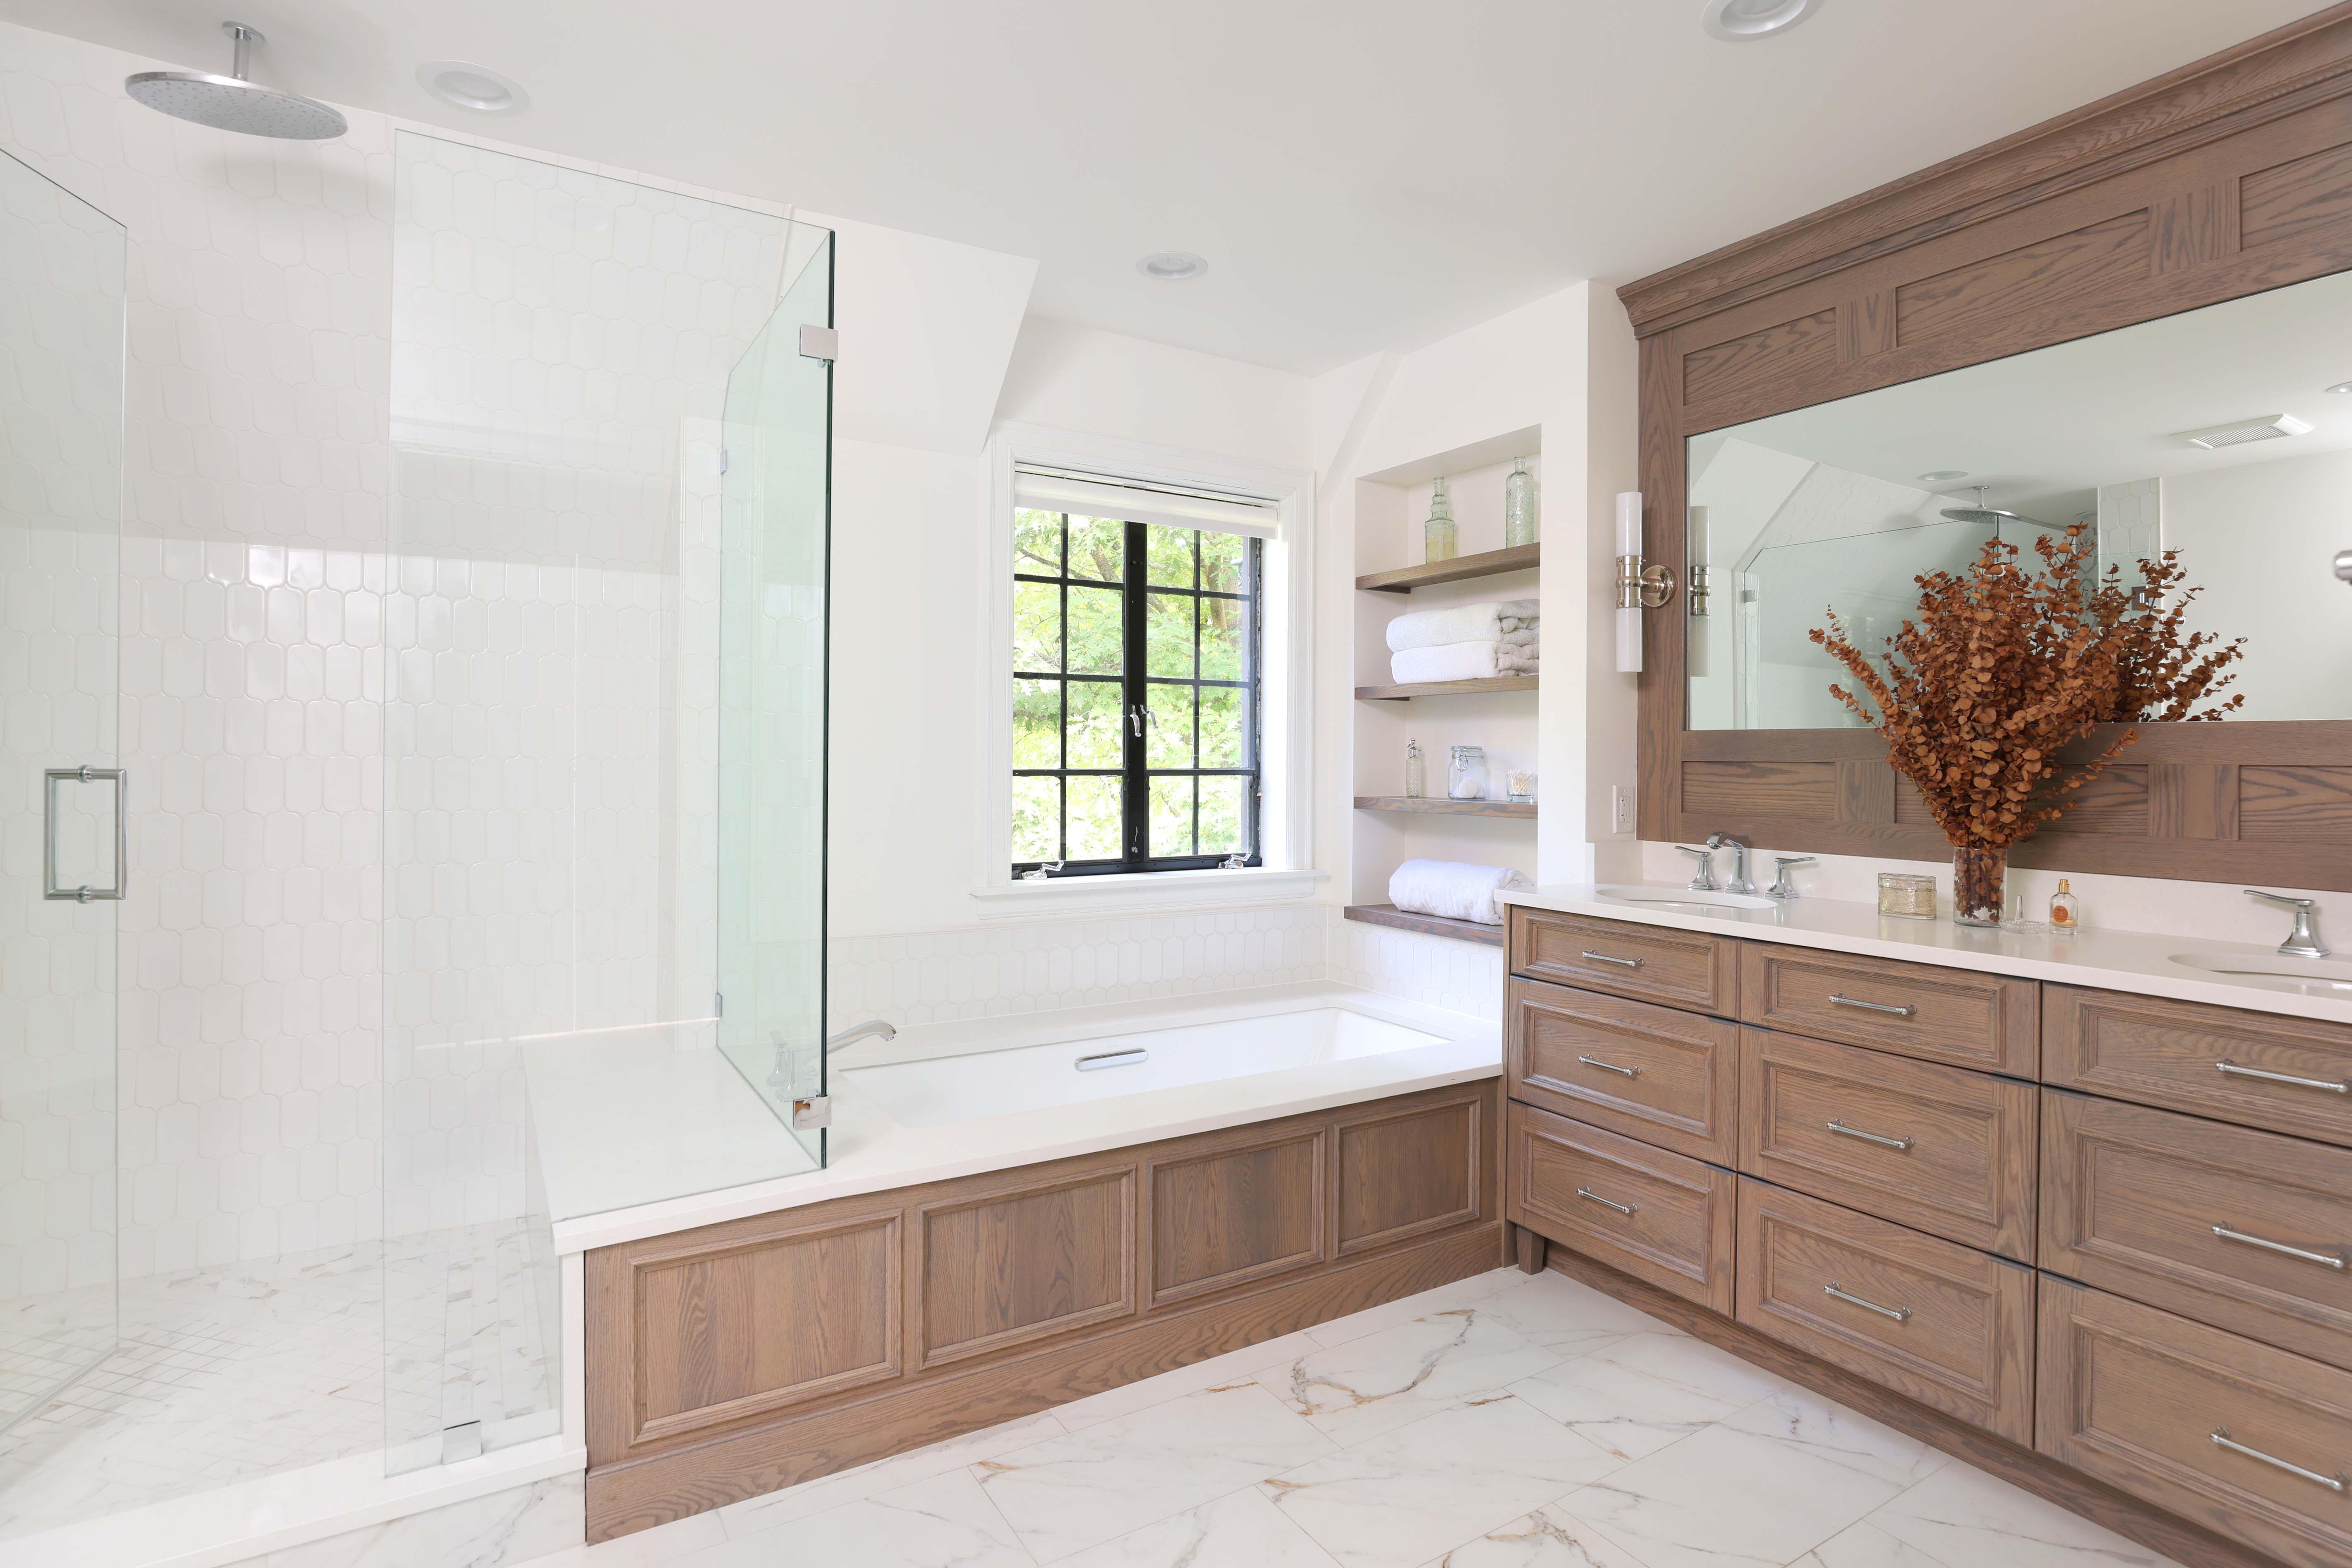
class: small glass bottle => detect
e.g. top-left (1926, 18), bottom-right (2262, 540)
top-left (1448, 744), bottom-right (1487, 801)
top-left (1424, 477), bottom-right (1458, 563)
top-left (2048, 878), bottom-right (2081, 932)
top-left (1404, 738), bottom-right (1426, 799)
top-left (1503, 457), bottom-right (1537, 547)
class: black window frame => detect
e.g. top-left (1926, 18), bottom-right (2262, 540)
top-left (1012, 510), bottom-right (1263, 877)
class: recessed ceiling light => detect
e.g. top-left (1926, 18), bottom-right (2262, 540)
top-left (1917, 470), bottom-right (1968, 484)
top-left (1701, 0), bottom-right (1823, 41)
top-left (2328, 381), bottom-right (2352, 394)
top-left (1137, 252), bottom-right (1208, 282)
top-left (416, 60), bottom-right (530, 114)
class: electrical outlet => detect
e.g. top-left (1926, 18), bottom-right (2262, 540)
top-left (1612, 785), bottom-right (1635, 834)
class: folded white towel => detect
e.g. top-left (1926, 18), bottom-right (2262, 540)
top-left (1386, 602), bottom-right (1500, 653)
top-left (1390, 640), bottom-right (1498, 685)
top-left (1497, 648), bottom-right (1540, 674)
top-left (1388, 858), bottom-right (1532, 926)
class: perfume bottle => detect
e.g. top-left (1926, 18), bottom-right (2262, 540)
top-left (1404, 738), bottom-right (1426, 798)
top-left (2048, 879), bottom-right (2081, 932)
top-left (1424, 477), bottom-right (1458, 563)
top-left (1503, 457), bottom-right (1537, 547)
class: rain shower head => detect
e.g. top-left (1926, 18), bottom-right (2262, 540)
top-left (125, 23), bottom-right (347, 140)
top-left (1940, 484), bottom-right (2028, 526)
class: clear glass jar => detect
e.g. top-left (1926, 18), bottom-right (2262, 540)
top-left (1424, 476), bottom-right (1458, 563)
top-left (1505, 769), bottom-right (1535, 802)
top-left (1503, 457), bottom-right (1537, 547)
top-left (1952, 846), bottom-right (2006, 927)
top-left (1447, 744), bottom-right (1487, 801)
top-left (1404, 738), bottom-right (1426, 799)
top-left (1877, 871), bottom-right (1936, 920)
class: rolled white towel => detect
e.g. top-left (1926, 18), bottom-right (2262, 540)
top-left (1495, 598), bottom-right (1537, 619)
top-left (1386, 602), bottom-right (1501, 653)
top-left (1388, 858), bottom-right (1532, 926)
top-left (1499, 627), bottom-right (1540, 648)
top-left (1390, 640), bottom-right (1498, 685)
top-left (1497, 648), bottom-right (1540, 674)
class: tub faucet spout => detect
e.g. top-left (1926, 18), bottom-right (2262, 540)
top-left (827, 1019), bottom-right (898, 1056)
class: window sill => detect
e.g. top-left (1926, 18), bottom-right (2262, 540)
top-left (969, 866), bottom-right (1328, 920)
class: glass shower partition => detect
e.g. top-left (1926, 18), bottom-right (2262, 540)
top-left (715, 232), bottom-right (834, 1168)
top-left (0, 150), bottom-right (124, 1431)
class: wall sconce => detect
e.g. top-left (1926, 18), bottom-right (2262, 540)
top-left (2337, 547), bottom-right (2352, 584)
top-left (1686, 504), bottom-right (1711, 679)
top-left (1614, 491), bottom-right (1675, 674)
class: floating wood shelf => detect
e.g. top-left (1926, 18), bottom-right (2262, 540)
top-left (1354, 675), bottom-right (1538, 701)
top-left (1342, 903), bottom-right (1505, 947)
top-left (1355, 543), bottom-right (1540, 594)
top-left (1354, 796), bottom-right (1535, 819)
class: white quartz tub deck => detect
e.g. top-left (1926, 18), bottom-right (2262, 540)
top-left (531, 984), bottom-right (1500, 1254)
top-left (1501, 884), bottom-right (2352, 1028)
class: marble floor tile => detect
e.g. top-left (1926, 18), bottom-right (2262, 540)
top-left (679, 1470), bottom-right (1031, 1568)
top-left (524, 1509), bottom-right (728, 1568)
top-left (1054, 1485), bottom-right (1342, 1568)
top-left (718, 1410), bottom-right (1064, 1538)
top-left (1466, 1272), bottom-right (1684, 1357)
top-left (1419, 1503), bottom-right (1651, 1568)
top-left (1256, 1307), bottom-right (1566, 1446)
top-left (1556, 1387), bottom-right (1948, 1568)
top-left (1864, 1460), bottom-right (2183, 1568)
top-left (1261, 1394), bottom-right (1626, 1568)
top-left (1053, 1331), bottom-right (1324, 1434)
top-left (974, 1381), bottom-right (1335, 1563)
top-left (1796, 1520), bottom-right (1958, 1568)
top-left (1506, 1331), bottom-right (1795, 1460)
top-left (1306, 1268), bottom-right (1526, 1350)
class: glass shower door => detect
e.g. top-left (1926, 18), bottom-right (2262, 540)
top-left (0, 151), bottom-right (124, 1430)
top-left (716, 231), bottom-right (834, 1167)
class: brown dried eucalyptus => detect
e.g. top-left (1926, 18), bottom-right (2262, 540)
top-left (1810, 527), bottom-right (2245, 919)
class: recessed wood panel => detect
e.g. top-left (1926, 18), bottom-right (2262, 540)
top-left (1681, 308), bottom-right (1839, 407)
top-left (2034, 764), bottom-right (2150, 837)
top-left (2241, 139), bottom-right (2352, 250)
top-left (1147, 1128), bottom-right (1324, 1305)
top-left (1737, 944), bottom-right (2039, 1075)
top-left (2239, 765), bottom-right (2352, 841)
top-left (1893, 210), bottom-right (2152, 345)
top-left (2042, 984), bottom-right (2352, 1148)
top-left (1508, 977), bottom-right (1739, 1164)
top-left (1508, 1101), bottom-right (1736, 1312)
top-left (1681, 760), bottom-right (1837, 820)
top-left (1335, 1093), bottom-right (1481, 1254)
top-left (628, 1212), bottom-right (900, 1446)
top-left (1509, 907), bottom-right (1738, 1015)
top-left (919, 1167), bottom-right (1135, 1368)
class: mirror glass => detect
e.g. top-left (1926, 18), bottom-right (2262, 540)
top-left (1687, 267), bottom-right (2352, 728)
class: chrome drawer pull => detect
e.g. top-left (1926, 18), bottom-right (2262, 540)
top-left (2212, 1223), bottom-right (2347, 1270)
top-left (1075, 1049), bottom-right (1148, 1072)
top-left (1577, 1054), bottom-right (1642, 1079)
top-left (2210, 1428), bottom-right (2347, 1493)
top-left (1826, 1120), bottom-right (1914, 1152)
top-left (2216, 1060), bottom-right (2350, 1095)
top-left (1579, 950), bottom-right (1644, 970)
top-left (1576, 1186), bottom-right (1638, 1216)
top-left (1828, 993), bottom-right (1916, 1018)
top-left (1823, 1282), bottom-right (1911, 1322)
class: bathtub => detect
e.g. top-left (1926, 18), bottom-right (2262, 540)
top-left (845, 1005), bottom-right (1448, 1127)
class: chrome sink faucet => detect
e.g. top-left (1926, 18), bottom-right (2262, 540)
top-left (1706, 833), bottom-right (1754, 896)
top-left (2246, 889), bottom-right (2329, 958)
top-left (1673, 844), bottom-right (1718, 891)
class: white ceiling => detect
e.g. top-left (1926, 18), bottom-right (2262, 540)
top-left (3, 0), bottom-right (2334, 373)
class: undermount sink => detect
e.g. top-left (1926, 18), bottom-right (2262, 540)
top-left (1595, 884), bottom-right (1778, 915)
top-left (2168, 950), bottom-right (2352, 997)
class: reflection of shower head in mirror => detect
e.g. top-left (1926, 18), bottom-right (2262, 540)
top-left (1940, 484), bottom-right (2029, 526)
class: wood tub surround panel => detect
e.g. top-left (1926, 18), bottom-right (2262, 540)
top-left (1735, 1177), bottom-right (2036, 1445)
top-left (2039, 1279), bottom-right (2352, 1568)
top-left (1506, 977), bottom-right (1739, 1164)
top-left (584, 1080), bottom-right (1505, 1541)
top-left (2040, 1090), bottom-right (2352, 1372)
top-left (1737, 1029), bottom-right (2039, 1262)
top-left (1737, 944), bottom-right (2039, 1076)
top-left (1507, 1100), bottom-right (1736, 1313)
top-left (1509, 906), bottom-right (1738, 1016)
top-left (2044, 984), bottom-right (2352, 1147)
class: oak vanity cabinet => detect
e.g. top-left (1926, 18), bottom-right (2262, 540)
top-left (1502, 907), bottom-right (2352, 1568)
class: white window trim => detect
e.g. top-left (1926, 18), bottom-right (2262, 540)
top-left (974, 421), bottom-right (1320, 918)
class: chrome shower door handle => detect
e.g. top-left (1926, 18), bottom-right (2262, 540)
top-left (43, 766), bottom-right (126, 903)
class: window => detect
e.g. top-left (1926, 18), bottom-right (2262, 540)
top-left (1011, 507), bottom-right (1261, 875)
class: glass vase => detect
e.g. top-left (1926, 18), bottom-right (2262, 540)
top-left (1951, 846), bottom-right (2007, 927)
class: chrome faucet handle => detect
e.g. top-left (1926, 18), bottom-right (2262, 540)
top-left (1767, 856), bottom-right (1816, 900)
top-left (1673, 844), bottom-right (1719, 892)
top-left (2246, 889), bottom-right (2330, 959)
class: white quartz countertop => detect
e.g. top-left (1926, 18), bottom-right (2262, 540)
top-left (537, 983), bottom-right (1500, 1255)
top-left (1500, 884), bottom-right (2352, 1027)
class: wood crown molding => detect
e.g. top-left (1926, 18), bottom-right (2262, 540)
top-left (1617, 1), bottom-right (2352, 335)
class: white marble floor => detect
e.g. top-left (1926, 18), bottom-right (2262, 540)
top-left (521, 1265), bottom-right (2183, 1568)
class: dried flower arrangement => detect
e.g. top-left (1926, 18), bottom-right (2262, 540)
top-left (1811, 527), bottom-right (2245, 923)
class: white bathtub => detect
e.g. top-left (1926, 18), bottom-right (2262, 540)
top-left (845, 1005), bottom-right (1449, 1127)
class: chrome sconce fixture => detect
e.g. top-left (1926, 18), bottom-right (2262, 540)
top-left (1685, 504), bottom-right (1712, 679)
top-left (1614, 491), bottom-right (1675, 673)
top-left (2338, 547), bottom-right (2352, 585)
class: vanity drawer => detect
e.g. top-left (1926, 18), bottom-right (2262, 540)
top-left (1738, 1029), bottom-right (2037, 1260)
top-left (1507, 1101), bottom-right (1735, 1313)
top-left (1509, 908), bottom-right (1737, 1016)
top-left (2039, 1279), bottom-right (2352, 1568)
top-left (1738, 945), bottom-right (2036, 1075)
top-left (2044, 985), bottom-right (2352, 1149)
top-left (1735, 1178), bottom-right (2034, 1444)
top-left (1508, 978), bottom-right (1738, 1164)
top-left (2041, 1090), bottom-right (2352, 1371)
